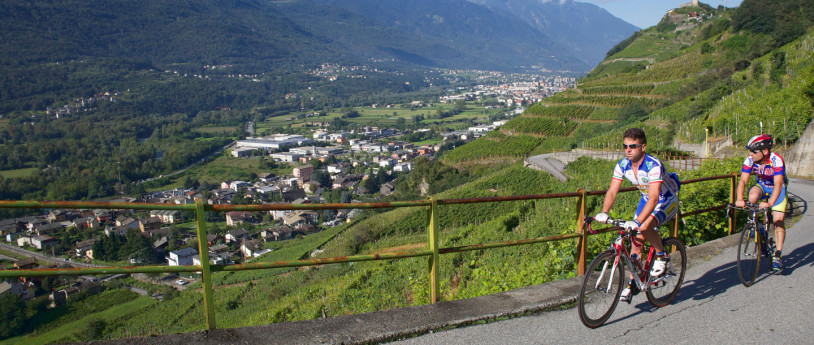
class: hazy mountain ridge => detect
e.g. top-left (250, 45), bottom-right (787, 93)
top-left (0, 0), bottom-right (637, 73)
top-left (467, 0), bottom-right (640, 68)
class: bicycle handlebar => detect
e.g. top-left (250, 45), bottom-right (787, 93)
top-left (727, 202), bottom-right (771, 222)
top-left (727, 202), bottom-right (763, 211)
top-left (584, 216), bottom-right (637, 235)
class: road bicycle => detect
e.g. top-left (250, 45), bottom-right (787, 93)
top-left (727, 202), bottom-right (777, 287)
top-left (577, 216), bottom-right (687, 328)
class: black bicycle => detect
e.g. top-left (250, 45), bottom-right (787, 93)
top-left (727, 202), bottom-right (776, 286)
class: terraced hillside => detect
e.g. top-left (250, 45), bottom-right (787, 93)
top-left (443, 3), bottom-right (814, 165)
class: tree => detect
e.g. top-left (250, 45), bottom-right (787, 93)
top-left (312, 170), bottom-right (331, 190)
top-left (0, 294), bottom-right (25, 339)
top-left (340, 191), bottom-right (353, 204)
top-left (83, 318), bottom-right (107, 340)
top-left (454, 99), bottom-right (466, 113)
top-left (363, 175), bottom-right (380, 194)
top-left (183, 176), bottom-right (198, 189)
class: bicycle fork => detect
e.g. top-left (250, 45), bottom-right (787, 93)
top-left (595, 259), bottom-right (618, 293)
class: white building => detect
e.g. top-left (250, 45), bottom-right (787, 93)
top-left (270, 152), bottom-right (303, 162)
top-left (236, 134), bottom-right (313, 151)
top-left (150, 210), bottom-right (181, 224)
top-left (167, 248), bottom-right (198, 266)
top-left (327, 164), bottom-right (345, 174)
top-left (378, 159), bottom-right (396, 168)
top-left (229, 181), bottom-right (252, 191)
top-left (394, 162), bottom-right (413, 172)
top-left (231, 147), bottom-right (257, 158)
top-left (468, 125), bottom-right (494, 133)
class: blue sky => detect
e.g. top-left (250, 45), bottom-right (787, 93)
top-left (578, 0), bottom-right (744, 29)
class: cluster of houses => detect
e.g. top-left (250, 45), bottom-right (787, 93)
top-left (0, 206), bottom-right (184, 258)
top-left (0, 256), bottom-right (106, 307)
top-left (44, 90), bottom-right (120, 119)
top-left (439, 76), bottom-right (576, 108)
top-left (1, 121), bottom-right (511, 304)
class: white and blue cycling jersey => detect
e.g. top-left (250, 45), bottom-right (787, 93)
top-left (613, 153), bottom-right (679, 201)
top-left (612, 153), bottom-right (680, 225)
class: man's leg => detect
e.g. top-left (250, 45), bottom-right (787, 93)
top-left (747, 186), bottom-right (763, 203)
top-left (773, 210), bottom-right (786, 252)
top-left (639, 216), bottom-right (663, 253)
top-left (770, 186), bottom-right (788, 253)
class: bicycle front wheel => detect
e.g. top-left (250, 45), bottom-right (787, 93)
top-left (578, 250), bottom-right (624, 328)
top-left (763, 222), bottom-right (777, 271)
top-left (646, 237), bottom-right (686, 307)
top-left (737, 223), bottom-right (761, 286)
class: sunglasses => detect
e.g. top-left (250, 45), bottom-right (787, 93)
top-left (622, 144), bottom-right (642, 149)
top-left (750, 149), bottom-right (762, 154)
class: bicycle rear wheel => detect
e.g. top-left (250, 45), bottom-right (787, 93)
top-left (737, 223), bottom-right (761, 287)
top-left (646, 237), bottom-right (686, 307)
top-left (578, 250), bottom-right (624, 328)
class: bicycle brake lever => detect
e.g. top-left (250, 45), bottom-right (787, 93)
top-left (585, 218), bottom-right (598, 234)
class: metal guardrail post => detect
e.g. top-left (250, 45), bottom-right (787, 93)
top-left (729, 173), bottom-right (737, 235)
top-left (672, 211), bottom-right (680, 239)
top-left (672, 189), bottom-right (680, 239)
top-left (427, 197), bottom-right (440, 303)
top-left (195, 199), bottom-right (216, 330)
top-left (576, 188), bottom-right (586, 276)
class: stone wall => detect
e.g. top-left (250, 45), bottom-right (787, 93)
top-left (785, 121), bottom-right (814, 178)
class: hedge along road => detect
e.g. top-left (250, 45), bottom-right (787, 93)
top-left (389, 177), bottom-right (814, 345)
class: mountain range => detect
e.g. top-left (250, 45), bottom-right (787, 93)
top-left (0, 0), bottom-right (637, 73)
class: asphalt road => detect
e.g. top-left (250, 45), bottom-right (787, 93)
top-left (389, 178), bottom-right (814, 344)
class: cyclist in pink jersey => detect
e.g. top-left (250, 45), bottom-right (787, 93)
top-left (595, 128), bottom-right (680, 302)
top-left (735, 134), bottom-right (788, 270)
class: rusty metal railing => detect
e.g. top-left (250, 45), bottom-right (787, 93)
top-left (0, 173), bottom-right (738, 331)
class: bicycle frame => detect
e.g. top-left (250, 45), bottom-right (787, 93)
top-left (729, 203), bottom-right (772, 254)
top-left (611, 228), bottom-right (659, 291)
top-left (588, 218), bottom-right (662, 292)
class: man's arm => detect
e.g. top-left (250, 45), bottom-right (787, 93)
top-left (635, 181), bottom-right (662, 224)
top-left (735, 172), bottom-right (750, 206)
top-left (601, 178), bottom-right (623, 213)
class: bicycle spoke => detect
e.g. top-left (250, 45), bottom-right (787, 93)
top-left (579, 251), bottom-right (623, 328)
top-left (736, 224), bottom-right (760, 286)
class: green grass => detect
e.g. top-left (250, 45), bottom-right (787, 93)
top-left (256, 103), bottom-right (494, 132)
top-left (0, 167), bottom-right (38, 178)
top-left (412, 138), bottom-right (443, 146)
top-left (193, 126), bottom-right (240, 133)
top-left (148, 151), bottom-right (292, 191)
top-left (0, 297), bottom-right (156, 345)
top-left (607, 30), bottom-right (686, 60)
top-left (0, 249), bottom-right (26, 260)
top-left (211, 223), bottom-right (349, 286)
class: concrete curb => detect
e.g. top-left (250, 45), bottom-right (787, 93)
top-left (79, 230), bottom-right (745, 345)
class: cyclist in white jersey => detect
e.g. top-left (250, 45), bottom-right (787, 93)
top-left (735, 134), bottom-right (788, 270)
top-left (594, 128), bottom-right (680, 302)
